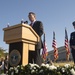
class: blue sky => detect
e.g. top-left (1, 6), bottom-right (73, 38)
top-left (0, 0), bottom-right (75, 52)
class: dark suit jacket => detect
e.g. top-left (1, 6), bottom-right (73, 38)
top-left (29, 21), bottom-right (44, 65)
top-left (70, 31), bottom-right (75, 46)
top-left (70, 31), bottom-right (75, 53)
top-left (70, 31), bottom-right (75, 63)
top-left (32, 21), bottom-right (44, 49)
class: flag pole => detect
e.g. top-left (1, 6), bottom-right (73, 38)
top-left (42, 32), bottom-right (48, 62)
top-left (52, 31), bottom-right (58, 62)
top-left (65, 27), bottom-right (70, 61)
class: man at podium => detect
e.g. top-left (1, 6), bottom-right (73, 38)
top-left (28, 12), bottom-right (44, 65)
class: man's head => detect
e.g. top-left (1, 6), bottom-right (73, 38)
top-left (72, 21), bottom-right (75, 29)
top-left (72, 21), bottom-right (75, 26)
top-left (28, 12), bottom-right (36, 22)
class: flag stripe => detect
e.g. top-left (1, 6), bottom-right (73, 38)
top-left (52, 31), bottom-right (58, 61)
top-left (42, 33), bottom-right (48, 60)
top-left (65, 28), bottom-right (70, 60)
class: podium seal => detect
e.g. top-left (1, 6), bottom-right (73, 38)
top-left (9, 49), bottom-right (21, 66)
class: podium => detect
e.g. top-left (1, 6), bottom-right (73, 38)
top-left (3, 23), bottom-right (39, 66)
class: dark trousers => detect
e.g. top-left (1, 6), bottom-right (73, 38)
top-left (28, 49), bottom-right (42, 66)
top-left (71, 49), bottom-right (75, 64)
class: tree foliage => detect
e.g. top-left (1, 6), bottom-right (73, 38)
top-left (0, 47), bottom-right (6, 57)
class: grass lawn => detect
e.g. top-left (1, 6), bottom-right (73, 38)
top-left (54, 61), bottom-right (74, 66)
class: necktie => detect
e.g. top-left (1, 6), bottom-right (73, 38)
top-left (30, 23), bottom-right (33, 27)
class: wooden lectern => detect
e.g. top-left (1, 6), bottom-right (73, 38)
top-left (3, 23), bottom-right (39, 66)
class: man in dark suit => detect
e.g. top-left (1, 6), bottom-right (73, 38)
top-left (28, 12), bottom-right (44, 65)
top-left (70, 21), bottom-right (75, 64)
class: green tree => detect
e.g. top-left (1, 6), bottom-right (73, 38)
top-left (0, 47), bottom-right (6, 57)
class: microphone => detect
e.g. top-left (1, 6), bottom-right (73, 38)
top-left (7, 23), bottom-right (10, 27)
top-left (21, 19), bottom-right (24, 24)
top-left (24, 21), bottom-right (28, 24)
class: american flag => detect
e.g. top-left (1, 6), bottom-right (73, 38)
top-left (65, 28), bottom-right (70, 60)
top-left (52, 31), bottom-right (58, 61)
top-left (42, 33), bottom-right (48, 60)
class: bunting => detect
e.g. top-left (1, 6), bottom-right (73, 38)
top-left (65, 28), bottom-right (70, 60)
top-left (52, 31), bottom-right (58, 61)
top-left (42, 33), bottom-right (48, 60)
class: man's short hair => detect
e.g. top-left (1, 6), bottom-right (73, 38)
top-left (29, 12), bottom-right (36, 16)
top-left (72, 21), bottom-right (75, 26)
